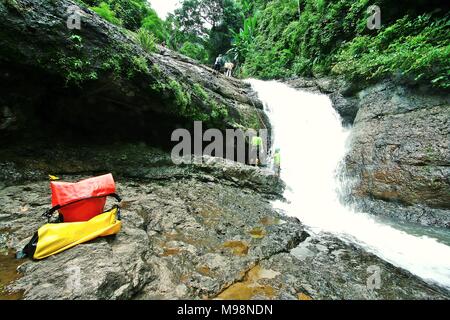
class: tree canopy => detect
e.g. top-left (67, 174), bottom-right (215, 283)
top-left (82, 0), bottom-right (449, 89)
top-left (165, 0), bottom-right (243, 63)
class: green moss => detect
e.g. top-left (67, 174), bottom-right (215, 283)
top-left (193, 83), bottom-right (209, 100)
top-left (69, 35), bottom-right (82, 44)
top-left (93, 42), bottom-right (145, 81)
top-left (153, 81), bottom-right (231, 124)
top-left (127, 56), bottom-right (150, 78)
top-left (100, 55), bottom-right (122, 75)
top-left (151, 79), bottom-right (228, 122)
top-left (68, 34), bottom-right (83, 51)
top-left (55, 54), bottom-right (97, 86)
top-left (192, 84), bottom-right (231, 124)
top-left (425, 146), bottom-right (440, 162)
top-left (152, 64), bottom-right (162, 76)
top-left (150, 79), bottom-right (195, 115)
top-left (169, 80), bottom-right (191, 110)
top-left (209, 101), bottom-right (229, 122)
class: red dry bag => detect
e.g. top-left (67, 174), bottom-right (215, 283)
top-left (44, 174), bottom-right (121, 222)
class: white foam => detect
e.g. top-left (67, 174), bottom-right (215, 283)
top-left (248, 79), bottom-right (450, 289)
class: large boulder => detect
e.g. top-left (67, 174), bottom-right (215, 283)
top-left (345, 81), bottom-right (450, 227)
top-left (0, 0), bottom-right (268, 144)
top-left (0, 143), bottom-right (285, 196)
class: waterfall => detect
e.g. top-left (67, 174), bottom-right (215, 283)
top-left (248, 79), bottom-right (450, 290)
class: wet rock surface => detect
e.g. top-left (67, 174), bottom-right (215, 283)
top-left (0, 171), bottom-right (303, 300)
top-left (260, 235), bottom-right (449, 300)
top-left (0, 146), bottom-right (448, 300)
top-left (0, 144), bottom-right (284, 196)
top-left (345, 81), bottom-right (450, 228)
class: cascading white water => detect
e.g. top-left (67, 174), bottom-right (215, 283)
top-left (248, 79), bottom-right (450, 290)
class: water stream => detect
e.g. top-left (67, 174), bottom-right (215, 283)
top-left (248, 79), bottom-right (450, 290)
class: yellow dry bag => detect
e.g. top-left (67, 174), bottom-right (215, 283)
top-left (18, 206), bottom-right (122, 260)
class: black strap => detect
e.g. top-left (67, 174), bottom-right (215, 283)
top-left (115, 205), bottom-right (122, 221)
top-left (16, 232), bottom-right (38, 259)
top-left (43, 193), bottom-right (122, 221)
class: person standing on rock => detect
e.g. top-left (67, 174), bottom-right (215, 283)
top-left (273, 148), bottom-right (281, 177)
top-left (224, 61), bottom-right (234, 77)
top-left (213, 54), bottom-right (225, 75)
top-left (250, 133), bottom-right (264, 166)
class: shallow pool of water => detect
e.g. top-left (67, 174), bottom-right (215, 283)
top-left (0, 248), bottom-right (24, 300)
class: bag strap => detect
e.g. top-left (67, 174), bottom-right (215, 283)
top-left (42, 193), bottom-right (122, 221)
top-left (16, 232), bottom-right (38, 259)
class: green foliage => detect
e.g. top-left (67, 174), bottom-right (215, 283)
top-left (69, 34), bottom-right (84, 51)
top-left (210, 101), bottom-right (229, 121)
top-left (100, 55), bottom-right (122, 75)
top-left (169, 80), bottom-right (192, 110)
top-left (136, 28), bottom-right (157, 53)
top-left (168, 0), bottom-right (243, 63)
top-left (333, 14), bottom-right (450, 89)
top-left (152, 63), bottom-right (162, 76)
top-left (108, 0), bottom-right (151, 30)
top-left (229, 15), bottom-right (257, 64)
top-left (193, 83), bottom-right (229, 122)
top-left (69, 35), bottom-right (83, 44)
top-left (179, 42), bottom-right (209, 63)
top-left (90, 2), bottom-right (122, 26)
top-left (234, 0), bottom-right (449, 89)
top-left (56, 55), bottom-right (97, 86)
top-left (86, 0), bottom-right (154, 30)
top-left (193, 83), bottom-right (209, 100)
top-left (150, 79), bottom-right (227, 122)
top-left (151, 79), bottom-right (192, 111)
top-left (141, 8), bottom-right (167, 41)
top-left (128, 56), bottom-right (149, 78)
top-left (85, 0), bottom-right (169, 44)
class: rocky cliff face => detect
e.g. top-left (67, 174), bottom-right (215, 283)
top-left (0, 0), bottom-right (268, 146)
top-left (286, 78), bottom-right (450, 227)
top-left (345, 82), bottom-right (450, 227)
top-left (0, 0), bottom-right (449, 300)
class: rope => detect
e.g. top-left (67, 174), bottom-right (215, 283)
top-left (250, 97), bottom-right (267, 130)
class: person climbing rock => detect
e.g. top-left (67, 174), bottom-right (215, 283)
top-left (214, 54), bottom-right (225, 75)
top-left (250, 133), bottom-right (264, 166)
top-left (273, 148), bottom-right (281, 177)
top-left (224, 61), bottom-right (234, 77)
